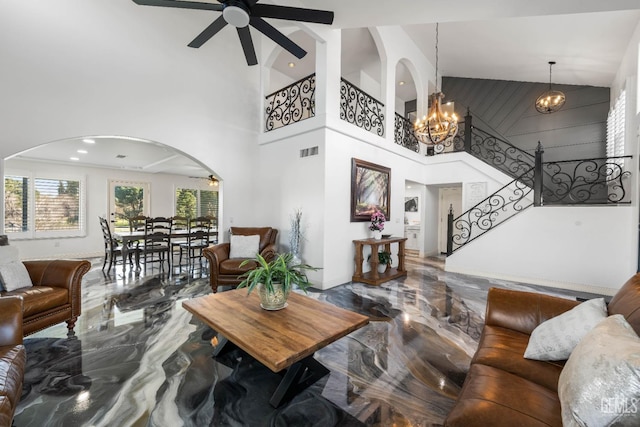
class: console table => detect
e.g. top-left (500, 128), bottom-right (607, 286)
top-left (352, 236), bottom-right (408, 285)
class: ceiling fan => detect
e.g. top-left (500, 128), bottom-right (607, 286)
top-left (132, 0), bottom-right (334, 66)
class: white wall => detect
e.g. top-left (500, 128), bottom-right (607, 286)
top-left (446, 206), bottom-right (636, 295)
top-left (1, 1), bottom-right (260, 244)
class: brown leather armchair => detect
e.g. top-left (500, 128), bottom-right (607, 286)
top-left (1, 260), bottom-right (91, 336)
top-left (0, 296), bottom-right (26, 426)
top-left (203, 227), bottom-right (278, 293)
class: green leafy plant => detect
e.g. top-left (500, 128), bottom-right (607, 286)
top-left (368, 250), bottom-right (392, 265)
top-left (238, 253), bottom-right (319, 295)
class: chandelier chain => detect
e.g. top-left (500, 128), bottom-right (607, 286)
top-left (435, 23), bottom-right (439, 92)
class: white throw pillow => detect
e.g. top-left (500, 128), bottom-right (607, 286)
top-left (524, 297), bottom-right (607, 360)
top-left (0, 261), bottom-right (33, 291)
top-left (558, 314), bottom-right (640, 427)
top-left (0, 245), bottom-right (20, 266)
top-left (229, 234), bottom-right (260, 259)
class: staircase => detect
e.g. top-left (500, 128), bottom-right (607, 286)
top-left (439, 111), bottom-right (632, 255)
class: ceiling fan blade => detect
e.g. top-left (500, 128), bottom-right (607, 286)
top-left (237, 26), bottom-right (258, 66)
top-left (188, 15), bottom-right (228, 48)
top-left (250, 17), bottom-right (306, 59)
top-left (133, 0), bottom-right (223, 12)
top-left (251, 4), bottom-right (334, 25)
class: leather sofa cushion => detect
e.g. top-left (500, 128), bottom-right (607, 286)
top-left (219, 259), bottom-right (258, 276)
top-left (445, 364), bottom-right (562, 427)
top-left (0, 345), bottom-right (26, 407)
top-left (472, 325), bottom-right (564, 391)
top-left (3, 286), bottom-right (68, 318)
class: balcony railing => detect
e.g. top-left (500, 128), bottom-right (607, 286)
top-left (265, 73), bottom-right (315, 132)
top-left (340, 78), bottom-right (385, 137)
top-left (394, 114), bottom-right (419, 153)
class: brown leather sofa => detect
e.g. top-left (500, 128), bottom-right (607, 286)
top-left (203, 227), bottom-right (278, 293)
top-left (445, 274), bottom-right (640, 427)
top-left (0, 296), bottom-right (27, 427)
top-left (1, 260), bottom-right (91, 336)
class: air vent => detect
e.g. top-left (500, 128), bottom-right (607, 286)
top-left (300, 146), bottom-right (319, 158)
top-left (116, 154), bottom-right (126, 159)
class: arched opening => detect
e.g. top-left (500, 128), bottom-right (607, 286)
top-left (3, 135), bottom-right (221, 260)
top-left (340, 28), bottom-right (382, 100)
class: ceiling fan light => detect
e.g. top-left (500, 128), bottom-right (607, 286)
top-left (223, 5), bottom-right (250, 28)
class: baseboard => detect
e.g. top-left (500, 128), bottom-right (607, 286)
top-left (444, 265), bottom-right (618, 297)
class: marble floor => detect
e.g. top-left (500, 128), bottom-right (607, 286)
top-left (13, 256), bottom-right (603, 427)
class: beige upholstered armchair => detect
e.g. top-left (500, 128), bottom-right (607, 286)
top-left (202, 227), bottom-right (278, 293)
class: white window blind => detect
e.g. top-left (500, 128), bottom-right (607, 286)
top-left (34, 178), bottom-right (81, 231)
top-left (4, 175), bottom-right (30, 233)
top-left (606, 89), bottom-right (626, 164)
top-left (4, 173), bottom-right (85, 239)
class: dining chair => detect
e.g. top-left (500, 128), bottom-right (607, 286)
top-left (136, 217), bottom-right (173, 272)
top-left (99, 216), bottom-right (134, 273)
top-left (179, 216), bottom-right (212, 271)
top-left (170, 215), bottom-right (189, 265)
top-left (128, 215), bottom-right (148, 232)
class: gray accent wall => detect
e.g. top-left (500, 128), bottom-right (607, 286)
top-left (441, 77), bottom-right (610, 162)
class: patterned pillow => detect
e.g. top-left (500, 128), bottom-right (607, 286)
top-left (0, 261), bottom-right (33, 292)
top-left (558, 315), bottom-right (640, 427)
top-left (229, 234), bottom-right (260, 259)
top-left (524, 297), bottom-right (607, 360)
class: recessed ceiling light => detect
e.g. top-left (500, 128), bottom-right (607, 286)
top-left (288, 62), bottom-right (295, 68)
top-left (77, 149), bottom-right (88, 154)
top-left (70, 157), bottom-right (80, 161)
top-left (399, 81), bottom-right (405, 86)
top-left (82, 139), bottom-right (95, 144)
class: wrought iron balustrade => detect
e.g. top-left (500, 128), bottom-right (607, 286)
top-left (540, 156), bottom-right (633, 205)
top-left (394, 114), bottom-right (419, 153)
top-left (340, 78), bottom-right (385, 137)
top-left (448, 168), bottom-right (535, 254)
top-left (265, 73), bottom-right (315, 132)
top-left (467, 126), bottom-right (535, 183)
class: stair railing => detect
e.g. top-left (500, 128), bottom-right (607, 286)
top-left (447, 167), bottom-right (535, 254)
top-left (265, 73), bottom-right (316, 132)
top-left (340, 78), bottom-right (385, 137)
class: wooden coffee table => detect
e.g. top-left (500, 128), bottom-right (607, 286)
top-left (182, 288), bottom-right (369, 407)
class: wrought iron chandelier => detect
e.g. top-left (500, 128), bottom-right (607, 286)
top-left (414, 23), bottom-right (458, 145)
top-left (535, 61), bottom-right (566, 114)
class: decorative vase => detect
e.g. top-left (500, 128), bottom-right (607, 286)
top-left (257, 282), bottom-right (290, 310)
top-left (289, 251), bottom-right (302, 267)
top-left (378, 263), bottom-right (387, 274)
top-left (372, 230), bottom-right (382, 240)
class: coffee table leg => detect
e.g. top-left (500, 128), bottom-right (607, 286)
top-left (269, 354), bottom-right (330, 408)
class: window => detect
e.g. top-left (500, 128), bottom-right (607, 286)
top-left (4, 172), bottom-right (85, 239)
top-left (607, 89), bottom-right (626, 168)
top-left (176, 188), bottom-right (219, 222)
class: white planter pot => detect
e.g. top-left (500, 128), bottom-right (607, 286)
top-left (378, 263), bottom-right (387, 274)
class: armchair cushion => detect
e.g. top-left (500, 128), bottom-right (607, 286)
top-left (229, 234), bottom-right (260, 259)
top-left (0, 262), bottom-right (33, 292)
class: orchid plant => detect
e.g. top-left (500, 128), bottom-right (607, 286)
top-left (369, 211), bottom-right (386, 232)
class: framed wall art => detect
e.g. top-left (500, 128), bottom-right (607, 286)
top-left (350, 158), bottom-right (391, 222)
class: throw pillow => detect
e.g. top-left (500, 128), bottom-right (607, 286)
top-left (524, 297), bottom-right (607, 360)
top-left (0, 261), bottom-right (33, 292)
top-left (229, 234), bottom-right (260, 259)
top-left (558, 314), bottom-right (640, 427)
top-left (0, 245), bottom-right (20, 266)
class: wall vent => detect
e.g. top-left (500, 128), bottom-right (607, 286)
top-left (300, 146), bottom-right (319, 158)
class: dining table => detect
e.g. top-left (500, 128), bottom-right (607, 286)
top-left (114, 228), bottom-right (218, 271)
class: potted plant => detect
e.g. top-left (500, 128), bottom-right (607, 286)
top-left (238, 253), bottom-right (319, 310)
top-left (368, 250), bottom-right (392, 273)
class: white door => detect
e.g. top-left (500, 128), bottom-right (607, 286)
top-left (439, 187), bottom-right (462, 254)
top-left (108, 180), bottom-right (150, 232)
